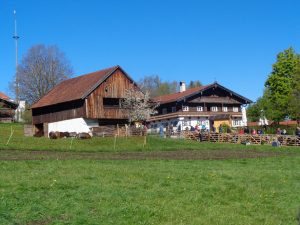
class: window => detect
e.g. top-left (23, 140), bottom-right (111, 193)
top-left (162, 108), bottom-right (167, 114)
top-left (172, 107), bottom-right (176, 113)
top-left (233, 107), bottom-right (239, 112)
top-left (197, 106), bottom-right (203, 112)
top-left (182, 120), bottom-right (191, 126)
top-left (211, 106), bottom-right (218, 112)
top-left (232, 120), bottom-right (242, 126)
top-left (182, 106), bottom-right (189, 111)
top-left (223, 107), bottom-right (228, 112)
top-left (103, 98), bottom-right (120, 108)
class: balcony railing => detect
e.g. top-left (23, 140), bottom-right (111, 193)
top-left (149, 110), bottom-right (242, 121)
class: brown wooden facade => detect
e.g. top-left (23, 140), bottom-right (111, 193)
top-left (85, 69), bottom-right (132, 119)
top-left (32, 66), bottom-right (135, 126)
top-left (0, 95), bottom-right (18, 122)
top-left (150, 82), bottom-right (252, 130)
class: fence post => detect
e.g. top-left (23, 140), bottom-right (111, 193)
top-left (114, 135), bottom-right (117, 150)
top-left (143, 135), bottom-right (147, 148)
top-left (260, 135), bottom-right (262, 145)
top-left (6, 126), bottom-right (14, 146)
top-left (69, 137), bottom-right (74, 150)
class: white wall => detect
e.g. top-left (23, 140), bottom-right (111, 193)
top-left (149, 117), bottom-right (210, 132)
top-left (15, 100), bottom-right (26, 122)
top-left (241, 106), bottom-right (247, 126)
top-left (48, 118), bottom-right (98, 136)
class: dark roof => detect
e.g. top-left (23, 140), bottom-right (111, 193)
top-left (154, 82), bottom-right (252, 104)
top-left (0, 92), bottom-right (18, 109)
top-left (153, 85), bottom-right (210, 104)
top-left (31, 65), bottom-right (131, 109)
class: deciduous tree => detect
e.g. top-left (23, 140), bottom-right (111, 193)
top-left (264, 47), bottom-right (300, 121)
top-left (138, 75), bottom-right (177, 97)
top-left (188, 80), bottom-right (202, 88)
top-left (121, 86), bottom-right (158, 123)
top-left (14, 44), bottom-right (73, 104)
top-left (289, 64), bottom-right (300, 121)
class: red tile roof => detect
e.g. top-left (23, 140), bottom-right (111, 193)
top-left (153, 85), bottom-right (210, 104)
top-left (31, 66), bottom-right (120, 108)
top-left (0, 92), bottom-right (10, 101)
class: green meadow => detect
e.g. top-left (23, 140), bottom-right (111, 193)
top-left (0, 123), bottom-right (300, 225)
top-left (0, 123), bottom-right (299, 152)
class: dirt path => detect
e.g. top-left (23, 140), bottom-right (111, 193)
top-left (0, 149), bottom-right (291, 161)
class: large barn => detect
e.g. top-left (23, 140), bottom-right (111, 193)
top-left (31, 66), bottom-right (137, 136)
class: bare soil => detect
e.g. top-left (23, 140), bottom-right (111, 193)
top-left (0, 149), bottom-right (291, 161)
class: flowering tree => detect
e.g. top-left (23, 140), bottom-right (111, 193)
top-left (121, 85), bottom-right (158, 123)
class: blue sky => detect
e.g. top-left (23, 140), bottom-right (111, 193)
top-left (1, 0), bottom-right (300, 101)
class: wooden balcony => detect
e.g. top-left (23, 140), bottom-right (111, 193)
top-left (148, 110), bottom-right (242, 122)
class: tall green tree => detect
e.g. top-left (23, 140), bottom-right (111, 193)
top-left (264, 47), bottom-right (300, 121)
top-left (289, 64), bottom-right (300, 121)
top-left (247, 97), bottom-right (266, 122)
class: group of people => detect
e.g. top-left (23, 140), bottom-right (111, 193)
top-left (296, 127), bottom-right (300, 137)
top-left (158, 123), bottom-right (300, 137)
top-left (276, 128), bottom-right (287, 135)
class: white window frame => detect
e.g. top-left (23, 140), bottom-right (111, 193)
top-left (197, 106), bottom-right (203, 112)
top-left (233, 107), bottom-right (239, 112)
top-left (211, 106), bottom-right (218, 112)
top-left (182, 106), bottom-right (189, 112)
top-left (223, 106), bottom-right (228, 112)
top-left (232, 119), bottom-right (242, 127)
top-left (172, 106), bottom-right (176, 113)
top-left (182, 120), bottom-right (191, 126)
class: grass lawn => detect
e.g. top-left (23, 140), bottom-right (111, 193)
top-left (1, 157), bottom-right (300, 225)
top-left (1, 123), bottom-right (300, 224)
top-left (0, 123), bottom-right (299, 152)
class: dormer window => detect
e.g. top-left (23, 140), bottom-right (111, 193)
top-left (182, 106), bottom-right (189, 111)
top-left (211, 106), bottom-right (218, 112)
top-left (233, 107), bottom-right (239, 112)
top-left (197, 106), bottom-right (203, 112)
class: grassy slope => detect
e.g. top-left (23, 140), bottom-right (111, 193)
top-left (0, 157), bottom-right (300, 225)
top-left (0, 123), bottom-right (299, 152)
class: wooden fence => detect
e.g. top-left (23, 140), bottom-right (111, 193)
top-left (180, 131), bottom-right (300, 147)
top-left (91, 125), bottom-right (147, 137)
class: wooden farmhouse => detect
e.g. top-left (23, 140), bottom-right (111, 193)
top-left (149, 82), bottom-right (252, 132)
top-left (0, 92), bottom-right (18, 122)
top-left (31, 66), bottom-right (138, 136)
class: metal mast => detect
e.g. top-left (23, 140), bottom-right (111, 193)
top-left (13, 10), bottom-right (20, 121)
top-left (13, 10), bottom-right (19, 75)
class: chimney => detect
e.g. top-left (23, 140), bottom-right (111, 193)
top-left (179, 81), bottom-right (186, 93)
